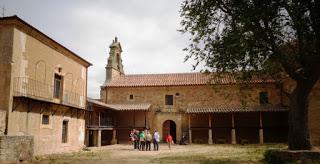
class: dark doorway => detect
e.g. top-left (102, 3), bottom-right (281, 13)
top-left (162, 120), bottom-right (176, 143)
top-left (88, 130), bottom-right (94, 147)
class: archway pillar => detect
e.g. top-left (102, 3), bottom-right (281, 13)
top-left (231, 113), bottom-right (236, 144)
top-left (188, 114), bottom-right (192, 144)
top-left (208, 114), bottom-right (213, 144)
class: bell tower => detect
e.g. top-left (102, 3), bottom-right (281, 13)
top-left (103, 37), bottom-right (124, 85)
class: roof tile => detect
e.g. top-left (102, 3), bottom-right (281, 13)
top-left (105, 73), bottom-right (274, 87)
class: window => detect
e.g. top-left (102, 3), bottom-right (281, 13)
top-left (165, 95), bottom-right (173, 105)
top-left (259, 92), bottom-right (269, 104)
top-left (62, 120), bottom-right (68, 143)
top-left (175, 93), bottom-right (180, 97)
top-left (42, 115), bottom-right (50, 125)
top-left (129, 94), bottom-right (134, 100)
top-left (54, 74), bottom-right (63, 99)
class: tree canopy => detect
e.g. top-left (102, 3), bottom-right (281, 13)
top-left (180, 0), bottom-right (320, 150)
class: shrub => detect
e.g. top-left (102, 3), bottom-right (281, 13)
top-left (263, 149), bottom-right (287, 164)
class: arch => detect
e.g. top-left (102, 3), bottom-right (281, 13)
top-left (162, 120), bottom-right (176, 143)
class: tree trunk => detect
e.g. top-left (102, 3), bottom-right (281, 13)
top-left (288, 81), bottom-right (312, 150)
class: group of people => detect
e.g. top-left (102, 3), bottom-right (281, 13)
top-left (129, 129), bottom-right (174, 151)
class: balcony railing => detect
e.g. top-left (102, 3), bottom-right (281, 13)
top-left (13, 77), bottom-right (85, 109)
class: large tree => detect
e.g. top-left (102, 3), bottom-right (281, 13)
top-left (180, 0), bottom-right (320, 150)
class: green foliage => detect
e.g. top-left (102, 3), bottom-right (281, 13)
top-left (180, 0), bottom-right (320, 82)
top-left (180, 0), bottom-right (320, 150)
top-left (263, 149), bottom-right (288, 164)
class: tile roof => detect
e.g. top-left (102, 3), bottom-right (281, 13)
top-left (87, 98), bottom-right (151, 111)
top-left (186, 105), bottom-right (289, 113)
top-left (106, 103), bottom-right (151, 111)
top-left (87, 98), bottom-right (116, 110)
top-left (105, 73), bottom-right (275, 87)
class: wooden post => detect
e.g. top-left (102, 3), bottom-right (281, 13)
top-left (188, 114), bottom-right (192, 144)
top-left (144, 111), bottom-right (147, 128)
top-left (259, 112), bottom-right (264, 144)
top-left (133, 111), bottom-right (135, 128)
top-left (98, 112), bottom-right (101, 127)
top-left (208, 114), bottom-right (213, 144)
top-left (231, 113), bottom-right (236, 144)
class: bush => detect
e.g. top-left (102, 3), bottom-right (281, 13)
top-left (263, 149), bottom-right (288, 164)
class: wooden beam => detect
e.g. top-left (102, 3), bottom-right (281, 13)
top-left (259, 112), bottom-right (262, 127)
top-left (133, 111), bottom-right (135, 128)
top-left (144, 111), bottom-right (147, 128)
top-left (98, 112), bottom-right (101, 127)
top-left (209, 114), bottom-right (212, 128)
top-left (188, 114), bottom-right (191, 129)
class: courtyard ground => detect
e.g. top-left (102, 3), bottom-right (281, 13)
top-left (32, 143), bottom-right (287, 164)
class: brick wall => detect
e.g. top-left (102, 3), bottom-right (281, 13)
top-left (0, 135), bottom-right (34, 163)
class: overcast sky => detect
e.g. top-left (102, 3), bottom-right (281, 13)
top-left (2, 0), bottom-right (199, 98)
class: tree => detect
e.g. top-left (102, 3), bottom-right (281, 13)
top-left (180, 0), bottom-right (320, 150)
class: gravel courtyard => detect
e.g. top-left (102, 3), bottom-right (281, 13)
top-left (33, 144), bottom-right (286, 164)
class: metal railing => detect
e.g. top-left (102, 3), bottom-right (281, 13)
top-left (13, 77), bottom-right (85, 109)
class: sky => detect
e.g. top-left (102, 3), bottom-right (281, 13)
top-left (2, 0), bottom-right (200, 98)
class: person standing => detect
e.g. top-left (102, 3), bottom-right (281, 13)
top-left (130, 130), bottom-right (136, 147)
top-left (145, 130), bottom-right (152, 151)
top-left (153, 130), bottom-right (160, 151)
top-left (139, 130), bottom-right (145, 151)
top-left (166, 133), bottom-right (173, 150)
top-left (134, 130), bottom-right (139, 150)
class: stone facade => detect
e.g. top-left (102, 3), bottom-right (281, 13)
top-left (309, 81), bottom-right (320, 145)
top-left (105, 83), bottom-right (288, 144)
top-left (0, 110), bottom-right (6, 135)
top-left (99, 39), bottom-right (294, 145)
top-left (0, 16), bottom-right (91, 156)
top-left (0, 135), bottom-right (34, 163)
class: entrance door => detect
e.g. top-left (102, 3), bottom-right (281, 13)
top-left (162, 120), bottom-right (176, 143)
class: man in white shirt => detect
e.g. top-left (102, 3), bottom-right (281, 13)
top-left (153, 130), bottom-right (160, 151)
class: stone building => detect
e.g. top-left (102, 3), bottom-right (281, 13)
top-left (96, 38), bottom-right (320, 146)
top-left (0, 15), bottom-right (91, 158)
top-left (98, 38), bottom-right (289, 145)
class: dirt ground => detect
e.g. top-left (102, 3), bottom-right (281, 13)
top-left (33, 143), bottom-right (286, 164)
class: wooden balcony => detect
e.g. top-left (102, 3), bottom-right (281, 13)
top-left (13, 77), bottom-right (85, 109)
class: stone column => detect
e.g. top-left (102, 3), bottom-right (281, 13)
top-left (97, 130), bottom-right (101, 147)
top-left (0, 110), bottom-right (6, 135)
top-left (208, 114), bottom-right (213, 144)
top-left (189, 129), bottom-right (192, 144)
top-left (208, 129), bottom-right (213, 144)
top-left (259, 112), bottom-right (264, 144)
top-left (231, 113), bottom-right (236, 144)
top-left (231, 128), bottom-right (236, 144)
top-left (188, 114), bottom-right (192, 144)
top-left (111, 129), bottom-right (117, 144)
top-left (259, 128), bottom-right (264, 144)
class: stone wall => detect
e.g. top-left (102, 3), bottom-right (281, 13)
top-left (0, 110), bottom-right (6, 135)
top-left (105, 84), bottom-right (282, 142)
top-left (0, 135), bottom-right (34, 163)
top-left (9, 99), bottom-right (86, 155)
